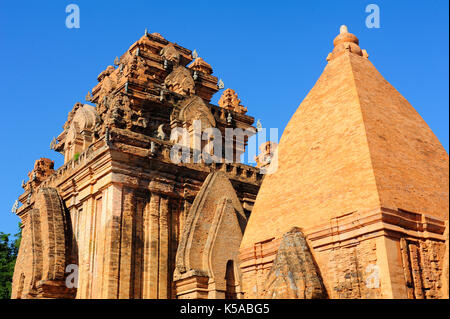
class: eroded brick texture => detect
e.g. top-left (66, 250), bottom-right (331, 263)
top-left (239, 26), bottom-right (448, 299)
top-left (11, 26), bottom-right (448, 300)
top-left (11, 187), bottom-right (75, 299)
top-left (12, 31), bottom-right (261, 299)
top-left (262, 227), bottom-right (326, 299)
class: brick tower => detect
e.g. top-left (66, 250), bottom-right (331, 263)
top-left (239, 26), bottom-right (449, 299)
top-left (11, 31), bottom-right (262, 299)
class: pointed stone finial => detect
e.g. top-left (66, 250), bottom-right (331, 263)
top-left (227, 113), bottom-right (233, 124)
top-left (256, 119), bottom-right (263, 132)
top-left (328, 25), bottom-right (364, 61)
top-left (114, 56), bottom-right (120, 66)
top-left (362, 49), bottom-right (369, 59)
top-left (218, 88), bottom-right (247, 114)
top-left (188, 57), bottom-right (213, 75)
top-left (85, 91), bottom-right (92, 101)
top-left (157, 124), bottom-right (166, 140)
top-left (218, 79), bottom-right (225, 90)
top-left (340, 25), bottom-right (349, 34)
top-left (145, 28), bottom-right (148, 36)
top-left (50, 137), bottom-right (57, 150)
top-left (192, 49), bottom-right (198, 59)
top-left (11, 200), bottom-right (19, 214)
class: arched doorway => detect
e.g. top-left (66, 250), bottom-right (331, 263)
top-left (225, 260), bottom-right (237, 299)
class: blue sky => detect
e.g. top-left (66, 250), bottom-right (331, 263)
top-left (0, 0), bottom-right (448, 236)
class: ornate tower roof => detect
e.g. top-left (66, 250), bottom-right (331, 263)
top-left (241, 25), bottom-right (449, 248)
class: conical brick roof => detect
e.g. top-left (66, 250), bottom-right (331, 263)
top-left (241, 26), bottom-right (449, 248)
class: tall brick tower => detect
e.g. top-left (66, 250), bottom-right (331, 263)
top-left (11, 31), bottom-right (262, 299)
top-left (239, 26), bottom-right (449, 299)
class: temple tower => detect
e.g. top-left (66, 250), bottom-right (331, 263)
top-left (12, 32), bottom-right (262, 299)
top-left (239, 26), bottom-right (449, 299)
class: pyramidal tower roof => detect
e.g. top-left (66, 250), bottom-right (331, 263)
top-left (241, 26), bottom-right (449, 248)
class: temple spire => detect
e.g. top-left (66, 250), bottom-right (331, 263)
top-left (327, 24), bottom-right (365, 61)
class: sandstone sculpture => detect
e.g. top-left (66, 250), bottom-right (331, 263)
top-left (263, 227), bottom-right (327, 299)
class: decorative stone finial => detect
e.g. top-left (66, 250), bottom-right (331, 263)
top-left (327, 25), bottom-right (365, 62)
top-left (188, 57), bottom-right (213, 75)
top-left (218, 88), bottom-right (247, 114)
top-left (255, 141), bottom-right (278, 169)
top-left (227, 113), bottom-right (233, 124)
top-left (256, 119), bottom-right (263, 132)
top-left (50, 137), bottom-right (57, 150)
top-left (218, 79), bottom-right (225, 90)
top-left (192, 49), bottom-right (198, 59)
top-left (157, 124), bottom-right (166, 140)
top-left (11, 200), bottom-right (19, 214)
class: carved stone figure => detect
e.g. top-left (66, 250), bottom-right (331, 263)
top-left (263, 227), bottom-right (327, 299)
top-left (165, 66), bottom-right (196, 95)
top-left (218, 88), bottom-right (247, 114)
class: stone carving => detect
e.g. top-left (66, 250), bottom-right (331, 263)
top-left (156, 124), bottom-right (166, 140)
top-left (97, 66), bottom-right (116, 83)
top-left (218, 78), bottom-right (225, 89)
top-left (177, 95), bottom-right (216, 129)
top-left (24, 158), bottom-right (55, 191)
top-left (56, 103), bottom-right (100, 162)
top-left (11, 188), bottom-right (76, 299)
top-left (160, 43), bottom-right (181, 64)
top-left (263, 227), bottom-right (327, 299)
top-left (255, 141), bottom-right (277, 168)
top-left (218, 89), bottom-right (247, 114)
top-left (188, 57), bottom-right (213, 75)
top-left (165, 66), bottom-right (195, 95)
top-left (256, 119), bottom-right (262, 132)
top-left (103, 94), bottom-right (132, 129)
top-left (227, 113), bottom-right (233, 124)
top-left (327, 25), bottom-right (365, 61)
top-left (174, 171), bottom-right (247, 299)
top-left (399, 238), bottom-right (444, 299)
top-left (192, 49), bottom-right (198, 59)
top-left (151, 32), bottom-right (164, 40)
top-left (50, 137), bottom-right (58, 150)
top-left (11, 200), bottom-right (19, 214)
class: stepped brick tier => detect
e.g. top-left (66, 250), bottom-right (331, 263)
top-left (11, 31), bottom-right (262, 299)
top-left (11, 26), bottom-right (449, 299)
top-left (240, 25), bottom-right (449, 299)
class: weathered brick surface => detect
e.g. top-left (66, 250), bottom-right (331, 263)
top-left (262, 227), bottom-right (326, 299)
top-left (12, 26), bottom-right (448, 300)
top-left (11, 188), bottom-right (75, 299)
top-left (240, 26), bottom-right (448, 299)
top-left (174, 171), bottom-right (246, 299)
top-left (12, 32), bottom-right (261, 299)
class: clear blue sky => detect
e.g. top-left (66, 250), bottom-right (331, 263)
top-left (0, 0), bottom-right (448, 236)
